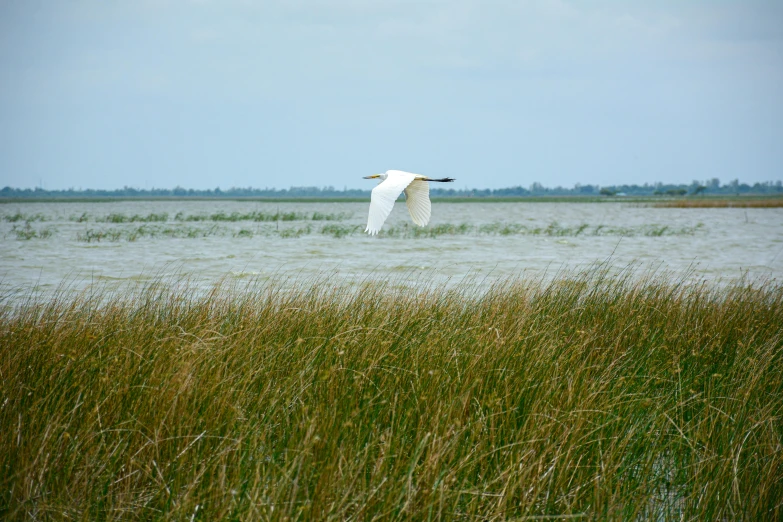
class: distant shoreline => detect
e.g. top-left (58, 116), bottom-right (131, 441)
top-left (3, 194), bottom-right (783, 205)
top-left (3, 179), bottom-right (782, 202)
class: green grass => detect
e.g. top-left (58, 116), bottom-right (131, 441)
top-left (173, 211), bottom-right (351, 222)
top-left (74, 225), bottom-right (311, 242)
top-left (97, 213), bottom-right (170, 223)
top-left (1, 268), bottom-right (782, 520)
top-left (2, 212), bottom-right (46, 222)
top-left (9, 222), bottom-right (55, 240)
top-left (75, 225), bottom-right (222, 242)
top-left (321, 224), bottom-right (364, 238)
top-left (375, 222), bottom-right (702, 239)
top-left (0, 211), bottom-right (353, 224)
top-left (62, 222), bottom-right (704, 242)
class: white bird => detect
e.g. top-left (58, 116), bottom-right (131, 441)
top-left (363, 170), bottom-right (455, 235)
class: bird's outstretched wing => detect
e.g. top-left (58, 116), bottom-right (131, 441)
top-left (404, 179), bottom-right (431, 227)
top-left (366, 171), bottom-right (416, 235)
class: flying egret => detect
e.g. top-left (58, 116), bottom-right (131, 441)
top-left (363, 170), bottom-right (455, 235)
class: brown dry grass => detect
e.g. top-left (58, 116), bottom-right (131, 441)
top-left (653, 198), bottom-right (783, 208)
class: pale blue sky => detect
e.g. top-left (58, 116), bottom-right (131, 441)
top-left (1, 0), bottom-right (781, 190)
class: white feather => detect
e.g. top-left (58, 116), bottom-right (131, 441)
top-left (364, 170), bottom-right (445, 235)
top-left (365, 171), bottom-right (417, 235)
top-left (404, 179), bottom-right (431, 227)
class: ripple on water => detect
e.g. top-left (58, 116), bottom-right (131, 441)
top-left (1, 201), bottom-right (782, 301)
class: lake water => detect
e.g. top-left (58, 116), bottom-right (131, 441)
top-left (2, 200), bottom-right (782, 301)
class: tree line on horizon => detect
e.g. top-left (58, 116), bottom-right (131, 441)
top-left (2, 178), bottom-right (781, 199)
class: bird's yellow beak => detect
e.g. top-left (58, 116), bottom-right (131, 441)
top-left (363, 174), bottom-right (381, 179)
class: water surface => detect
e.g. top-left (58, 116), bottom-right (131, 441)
top-left (2, 200), bottom-right (782, 301)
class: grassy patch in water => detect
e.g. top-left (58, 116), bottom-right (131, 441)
top-left (56, 221), bottom-right (708, 242)
top-left (279, 225), bottom-right (312, 238)
top-left (74, 224), bottom-right (319, 242)
top-left (97, 213), bottom-right (170, 223)
top-left (9, 223), bottom-right (55, 240)
top-left (1, 269), bottom-right (781, 520)
top-left (384, 222), bottom-right (473, 238)
top-left (175, 211), bottom-right (351, 222)
top-left (376, 222), bottom-right (704, 238)
top-left (76, 225), bottom-right (223, 242)
top-left (321, 224), bottom-right (364, 238)
top-left (59, 211), bottom-right (352, 224)
top-left (2, 212), bottom-right (47, 222)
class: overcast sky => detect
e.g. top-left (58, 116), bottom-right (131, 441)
top-left (1, 0), bottom-right (781, 190)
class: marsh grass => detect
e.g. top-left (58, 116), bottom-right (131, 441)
top-left (375, 222), bottom-right (702, 238)
top-left (9, 222), bottom-right (55, 240)
top-left (98, 213), bottom-right (170, 223)
top-left (76, 225), bottom-right (223, 242)
top-left (67, 222), bottom-right (704, 242)
top-left (321, 224), bottom-right (365, 238)
top-left (2, 212), bottom-right (46, 223)
top-left (175, 211), bottom-right (351, 222)
top-left (2, 267), bottom-right (782, 520)
top-left (653, 199), bottom-right (783, 208)
top-left (6, 211), bottom-right (357, 224)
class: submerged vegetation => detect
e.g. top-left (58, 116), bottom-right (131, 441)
top-left (72, 221), bottom-right (701, 241)
top-left (173, 210), bottom-right (351, 222)
top-left (3, 211), bottom-right (353, 224)
top-left (1, 269), bottom-right (782, 520)
top-left (381, 222), bottom-right (703, 239)
top-left (2, 211), bottom-right (46, 223)
top-left (4, 218), bottom-right (705, 242)
top-left (9, 222), bottom-right (56, 240)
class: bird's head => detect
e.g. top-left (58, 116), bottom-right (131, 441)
top-left (363, 173), bottom-right (387, 181)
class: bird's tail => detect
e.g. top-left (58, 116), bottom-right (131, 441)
top-left (425, 177), bottom-right (455, 183)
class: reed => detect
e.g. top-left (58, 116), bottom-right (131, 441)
top-left (1, 269), bottom-right (782, 520)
